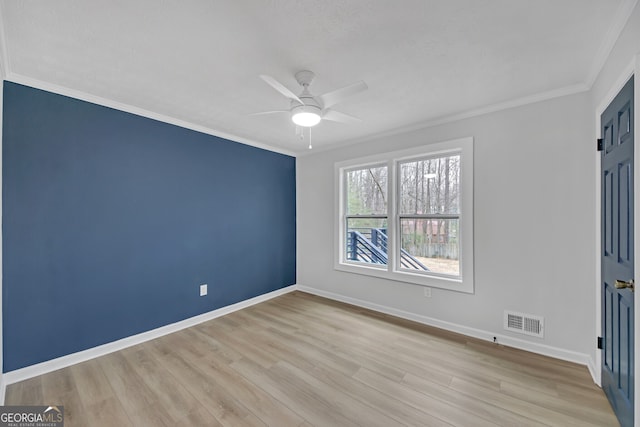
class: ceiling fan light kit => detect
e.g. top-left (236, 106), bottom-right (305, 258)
top-left (291, 105), bottom-right (321, 127)
top-left (255, 70), bottom-right (368, 146)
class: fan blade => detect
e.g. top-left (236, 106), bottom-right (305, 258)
top-left (249, 110), bottom-right (289, 116)
top-left (323, 109), bottom-right (362, 124)
top-left (318, 80), bottom-right (367, 108)
top-left (259, 75), bottom-right (303, 104)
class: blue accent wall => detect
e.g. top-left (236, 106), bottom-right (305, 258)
top-left (2, 82), bottom-right (296, 372)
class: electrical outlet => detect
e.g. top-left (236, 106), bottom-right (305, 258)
top-left (200, 284), bottom-right (208, 296)
top-left (423, 287), bottom-right (432, 298)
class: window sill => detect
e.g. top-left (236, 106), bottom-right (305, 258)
top-left (334, 261), bottom-right (474, 293)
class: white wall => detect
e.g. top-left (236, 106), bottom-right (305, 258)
top-left (297, 91), bottom-right (595, 364)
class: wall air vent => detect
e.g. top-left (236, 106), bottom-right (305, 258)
top-left (503, 310), bottom-right (544, 338)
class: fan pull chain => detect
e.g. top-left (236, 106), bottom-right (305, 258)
top-left (295, 125), bottom-right (312, 149)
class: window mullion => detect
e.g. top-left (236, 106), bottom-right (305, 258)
top-left (345, 215), bottom-right (388, 219)
top-left (398, 214), bottom-right (460, 220)
top-left (390, 159), bottom-right (398, 273)
top-left (341, 168), bottom-right (348, 263)
top-left (335, 137), bottom-right (473, 293)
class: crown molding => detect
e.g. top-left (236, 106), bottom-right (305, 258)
top-left (301, 82), bottom-right (590, 156)
top-left (4, 73), bottom-right (297, 158)
top-left (300, 0), bottom-right (639, 157)
top-left (1, 1), bottom-right (637, 158)
top-left (585, 0), bottom-right (639, 87)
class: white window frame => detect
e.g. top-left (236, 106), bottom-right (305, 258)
top-left (334, 137), bottom-right (474, 293)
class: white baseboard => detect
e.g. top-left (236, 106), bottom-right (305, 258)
top-left (587, 356), bottom-right (600, 386)
top-left (2, 282), bottom-right (598, 404)
top-left (2, 285), bottom-right (297, 391)
top-left (297, 285), bottom-right (596, 381)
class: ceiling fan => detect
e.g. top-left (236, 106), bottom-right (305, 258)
top-left (252, 70), bottom-right (367, 148)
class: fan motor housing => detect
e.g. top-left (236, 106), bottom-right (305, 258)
top-left (291, 95), bottom-right (320, 109)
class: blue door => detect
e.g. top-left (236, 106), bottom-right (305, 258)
top-left (601, 76), bottom-right (634, 427)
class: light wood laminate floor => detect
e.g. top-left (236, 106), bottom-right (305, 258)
top-left (5, 291), bottom-right (618, 426)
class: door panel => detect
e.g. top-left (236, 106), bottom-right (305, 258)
top-left (605, 285), bottom-right (614, 371)
top-left (605, 170), bottom-right (613, 255)
top-left (601, 76), bottom-right (634, 427)
top-left (620, 295), bottom-right (631, 397)
top-left (605, 118), bottom-right (615, 153)
top-left (619, 160), bottom-right (631, 264)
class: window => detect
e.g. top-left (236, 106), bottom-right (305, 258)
top-left (335, 137), bottom-right (474, 292)
top-left (398, 155), bottom-right (460, 276)
top-left (344, 165), bottom-right (388, 266)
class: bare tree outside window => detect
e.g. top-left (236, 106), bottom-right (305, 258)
top-left (337, 138), bottom-right (473, 292)
top-left (345, 166), bottom-right (388, 265)
top-left (399, 155), bottom-right (460, 276)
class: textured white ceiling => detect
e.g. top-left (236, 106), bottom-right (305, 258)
top-left (0, 0), bottom-right (632, 154)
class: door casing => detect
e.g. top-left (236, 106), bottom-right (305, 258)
top-left (594, 55), bottom-right (640, 422)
